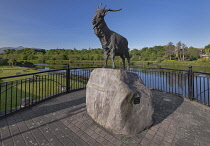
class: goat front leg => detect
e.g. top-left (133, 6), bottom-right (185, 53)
top-left (103, 50), bottom-right (109, 68)
top-left (111, 52), bottom-right (116, 69)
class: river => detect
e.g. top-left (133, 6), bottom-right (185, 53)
top-left (34, 63), bottom-right (210, 73)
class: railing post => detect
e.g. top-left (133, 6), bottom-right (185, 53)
top-left (66, 65), bottom-right (70, 93)
top-left (188, 65), bottom-right (194, 100)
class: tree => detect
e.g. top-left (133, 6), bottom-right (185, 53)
top-left (27, 54), bottom-right (36, 60)
top-left (8, 58), bottom-right (15, 66)
top-left (165, 42), bottom-right (175, 60)
top-left (186, 47), bottom-right (200, 60)
top-left (204, 44), bottom-right (210, 54)
top-left (181, 43), bottom-right (188, 61)
top-left (175, 41), bottom-right (182, 60)
top-left (37, 55), bottom-right (46, 63)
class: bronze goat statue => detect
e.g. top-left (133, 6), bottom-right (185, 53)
top-left (92, 4), bottom-right (130, 69)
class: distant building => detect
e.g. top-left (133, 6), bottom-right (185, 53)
top-left (197, 48), bottom-right (205, 54)
top-left (200, 54), bottom-right (210, 58)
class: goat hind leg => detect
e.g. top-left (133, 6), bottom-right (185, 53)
top-left (120, 55), bottom-right (125, 69)
top-left (111, 53), bottom-right (116, 69)
top-left (125, 52), bottom-right (130, 70)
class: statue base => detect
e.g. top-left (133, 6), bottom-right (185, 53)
top-left (86, 68), bottom-right (154, 135)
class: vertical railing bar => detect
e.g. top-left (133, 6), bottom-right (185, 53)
top-left (159, 71), bottom-right (160, 90)
top-left (5, 82), bottom-right (8, 115)
top-left (181, 72), bottom-right (182, 96)
top-left (208, 78), bottom-right (209, 106)
top-left (42, 76), bottom-right (44, 100)
top-left (29, 78), bottom-right (30, 105)
top-left (168, 72), bottom-right (170, 93)
top-left (204, 77), bottom-right (206, 104)
top-left (45, 75), bottom-right (47, 98)
top-left (39, 75), bottom-right (41, 102)
top-left (77, 71), bottom-right (78, 89)
top-left (20, 80), bottom-right (22, 109)
top-left (36, 75), bottom-right (38, 103)
top-left (53, 74), bottom-right (55, 96)
top-left (61, 73), bottom-right (63, 93)
top-left (25, 79), bottom-right (27, 107)
top-left (16, 80), bottom-right (18, 110)
top-left (48, 74), bottom-right (50, 97)
top-left (10, 81), bottom-right (13, 113)
top-left (50, 74), bottom-right (51, 97)
top-left (0, 82), bottom-right (1, 114)
top-left (196, 76), bottom-right (198, 101)
top-left (56, 73), bottom-right (58, 94)
top-left (32, 74), bottom-right (34, 104)
top-left (173, 72), bottom-right (175, 94)
top-left (166, 72), bottom-right (168, 92)
top-left (200, 77), bottom-right (202, 102)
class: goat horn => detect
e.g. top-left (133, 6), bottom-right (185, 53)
top-left (107, 8), bottom-right (122, 11)
top-left (98, 3), bottom-right (102, 9)
top-left (103, 5), bottom-right (107, 9)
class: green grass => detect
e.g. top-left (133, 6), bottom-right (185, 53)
top-left (0, 66), bottom-right (40, 82)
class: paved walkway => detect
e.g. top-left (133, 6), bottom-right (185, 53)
top-left (0, 90), bottom-right (210, 146)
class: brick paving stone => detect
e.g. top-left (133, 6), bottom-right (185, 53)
top-left (84, 128), bottom-right (95, 136)
top-left (0, 90), bottom-right (210, 146)
top-left (21, 131), bottom-right (38, 146)
top-left (147, 129), bottom-right (156, 136)
top-left (73, 139), bottom-right (88, 146)
top-left (91, 132), bottom-right (100, 140)
top-left (150, 142), bottom-right (159, 146)
top-left (156, 131), bottom-right (165, 138)
top-left (80, 133), bottom-right (92, 142)
top-left (145, 133), bottom-right (153, 140)
top-left (140, 138), bottom-right (150, 146)
top-left (161, 141), bottom-right (172, 146)
top-left (110, 137), bottom-right (123, 146)
top-left (57, 134), bottom-right (76, 146)
top-left (101, 139), bottom-right (114, 146)
top-left (94, 127), bottom-right (103, 134)
top-left (31, 128), bottom-right (50, 146)
top-left (2, 141), bottom-right (14, 146)
top-left (12, 135), bottom-right (26, 146)
top-left (152, 135), bottom-right (163, 144)
top-left (94, 142), bottom-right (103, 146)
top-left (87, 138), bottom-right (98, 146)
top-left (96, 136), bottom-right (105, 143)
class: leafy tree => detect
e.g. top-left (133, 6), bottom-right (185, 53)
top-left (27, 54), bottom-right (36, 60)
top-left (186, 47), bottom-right (200, 60)
top-left (165, 42), bottom-right (175, 60)
top-left (181, 43), bottom-right (188, 61)
top-left (37, 55), bottom-right (46, 63)
top-left (204, 44), bottom-right (210, 54)
top-left (8, 58), bottom-right (16, 66)
top-left (175, 41), bottom-right (182, 60)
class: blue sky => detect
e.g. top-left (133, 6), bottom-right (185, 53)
top-left (0, 0), bottom-right (210, 50)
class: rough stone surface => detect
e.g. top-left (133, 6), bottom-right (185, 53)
top-left (86, 68), bottom-right (154, 135)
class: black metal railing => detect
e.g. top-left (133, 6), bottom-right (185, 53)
top-left (129, 66), bottom-right (210, 106)
top-left (0, 66), bottom-right (209, 117)
top-left (0, 66), bottom-right (96, 117)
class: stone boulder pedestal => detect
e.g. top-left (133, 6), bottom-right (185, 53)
top-left (86, 68), bottom-right (154, 135)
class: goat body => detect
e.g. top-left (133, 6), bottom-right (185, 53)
top-left (92, 5), bottom-right (130, 69)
